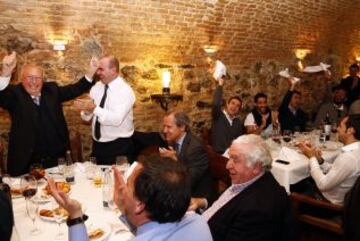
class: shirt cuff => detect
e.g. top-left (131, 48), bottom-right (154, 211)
top-left (80, 111), bottom-right (93, 121)
top-left (0, 76), bottom-right (10, 91)
top-left (84, 75), bottom-right (93, 83)
top-left (69, 223), bottom-right (88, 241)
top-left (93, 106), bottom-right (106, 122)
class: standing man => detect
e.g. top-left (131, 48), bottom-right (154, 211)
top-left (159, 111), bottom-right (213, 199)
top-left (278, 78), bottom-right (307, 132)
top-left (211, 77), bottom-right (243, 154)
top-left (340, 63), bottom-right (360, 106)
top-left (75, 56), bottom-right (135, 165)
top-left (0, 52), bottom-right (96, 176)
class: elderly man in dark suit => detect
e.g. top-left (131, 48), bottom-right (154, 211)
top-left (159, 111), bottom-right (213, 199)
top-left (0, 52), bottom-right (97, 176)
top-left (190, 134), bottom-right (293, 241)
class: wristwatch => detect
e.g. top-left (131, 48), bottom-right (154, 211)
top-left (66, 214), bottom-right (88, 227)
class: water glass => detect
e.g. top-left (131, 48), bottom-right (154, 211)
top-left (26, 200), bottom-right (40, 235)
top-left (54, 209), bottom-right (65, 240)
top-left (116, 156), bottom-right (130, 176)
top-left (58, 158), bottom-right (66, 175)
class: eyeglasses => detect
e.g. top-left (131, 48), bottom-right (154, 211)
top-left (26, 75), bottom-right (43, 82)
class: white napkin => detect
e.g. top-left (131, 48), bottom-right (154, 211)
top-left (303, 62), bottom-right (331, 73)
top-left (213, 60), bottom-right (226, 81)
top-left (279, 68), bottom-right (301, 84)
top-left (277, 146), bottom-right (304, 163)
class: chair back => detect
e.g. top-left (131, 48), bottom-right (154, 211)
top-left (343, 175), bottom-right (360, 241)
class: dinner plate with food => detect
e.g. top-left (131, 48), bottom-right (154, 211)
top-left (43, 181), bottom-right (71, 195)
top-left (87, 223), bottom-right (111, 241)
top-left (10, 187), bottom-right (23, 199)
top-left (39, 206), bottom-right (69, 222)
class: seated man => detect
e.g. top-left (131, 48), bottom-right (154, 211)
top-left (299, 114), bottom-right (360, 205)
top-left (0, 52), bottom-right (96, 176)
top-left (159, 111), bottom-right (213, 199)
top-left (190, 134), bottom-right (292, 241)
top-left (211, 77), bottom-right (243, 154)
top-left (278, 78), bottom-right (307, 132)
top-left (244, 92), bottom-right (279, 137)
top-left (340, 63), bottom-right (360, 106)
top-left (313, 72), bottom-right (347, 128)
top-left (48, 156), bottom-right (213, 241)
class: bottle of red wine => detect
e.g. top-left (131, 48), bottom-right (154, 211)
top-left (323, 112), bottom-right (331, 141)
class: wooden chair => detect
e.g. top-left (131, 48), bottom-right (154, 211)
top-left (290, 192), bottom-right (343, 235)
top-left (69, 130), bottom-right (83, 162)
top-left (204, 145), bottom-right (230, 195)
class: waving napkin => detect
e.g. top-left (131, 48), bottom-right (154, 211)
top-left (213, 60), bottom-right (226, 81)
top-left (279, 68), bottom-right (301, 84)
top-left (303, 62), bottom-right (331, 73)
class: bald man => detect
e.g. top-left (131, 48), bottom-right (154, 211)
top-left (0, 52), bottom-right (96, 176)
top-left (75, 56), bottom-right (136, 164)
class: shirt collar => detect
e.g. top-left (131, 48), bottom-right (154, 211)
top-left (341, 142), bottom-right (360, 152)
top-left (288, 104), bottom-right (297, 115)
top-left (333, 103), bottom-right (344, 111)
top-left (230, 171), bottom-right (264, 193)
top-left (104, 76), bottom-right (123, 90)
top-left (137, 220), bottom-right (176, 236)
top-left (176, 132), bottom-right (187, 146)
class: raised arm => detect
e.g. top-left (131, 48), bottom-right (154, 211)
top-left (212, 78), bottom-right (224, 119)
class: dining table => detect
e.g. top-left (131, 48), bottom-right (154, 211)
top-left (11, 163), bottom-right (134, 241)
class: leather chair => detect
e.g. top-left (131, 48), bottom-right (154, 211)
top-left (290, 192), bottom-right (343, 235)
top-left (204, 145), bottom-right (230, 195)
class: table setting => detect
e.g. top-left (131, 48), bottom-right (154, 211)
top-left (8, 159), bottom-right (134, 241)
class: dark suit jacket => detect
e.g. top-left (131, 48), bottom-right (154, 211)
top-left (211, 86), bottom-right (243, 153)
top-left (208, 172), bottom-right (293, 241)
top-left (0, 77), bottom-right (92, 176)
top-left (278, 90), bottom-right (307, 132)
top-left (0, 190), bottom-right (13, 241)
top-left (178, 132), bottom-right (214, 200)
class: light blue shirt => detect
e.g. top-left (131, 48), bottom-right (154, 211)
top-left (69, 212), bottom-right (213, 241)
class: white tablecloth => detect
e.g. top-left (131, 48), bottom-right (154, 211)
top-left (12, 165), bottom-right (134, 241)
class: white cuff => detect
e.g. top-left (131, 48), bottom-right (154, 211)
top-left (0, 76), bottom-right (11, 91)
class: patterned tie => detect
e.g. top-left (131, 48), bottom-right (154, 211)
top-left (94, 84), bottom-right (108, 140)
top-left (32, 96), bottom-right (40, 106)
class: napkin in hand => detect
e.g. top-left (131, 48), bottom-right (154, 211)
top-left (303, 62), bottom-right (331, 73)
top-left (213, 60), bottom-right (226, 81)
top-left (279, 68), bottom-right (300, 84)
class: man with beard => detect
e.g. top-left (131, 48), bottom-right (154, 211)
top-left (313, 84), bottom-right (348, 128)
top-left (244, 93), bottom-right (279, 136)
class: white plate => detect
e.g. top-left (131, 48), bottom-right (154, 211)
top-left (38, 203), bottom-right (68, 222)
top-left (87, 222), bottom-right (111, 241)
top-left (33, 194), bottom-right (52, 204)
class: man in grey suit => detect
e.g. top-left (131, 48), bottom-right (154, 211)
top-left (159, 111), bottom-right (213, 199)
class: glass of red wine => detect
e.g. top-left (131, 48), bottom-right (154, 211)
top-left (21, 175), bottom-right (40, 235)
top-left (283, 130), bottom-right (292, 143)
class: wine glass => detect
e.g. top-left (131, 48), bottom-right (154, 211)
top-left (58, 158), bottom-right (66, 175)
top-left (54, 208), bottom-right (66, 240)
top-left (26, 199), bottom-right (40, 235)
top-left (282, 130), bottom-right (292, 144)
top-left (20, 175), bottom-right (37, 199)
top-left (116, 156), bottom-right (129, 176)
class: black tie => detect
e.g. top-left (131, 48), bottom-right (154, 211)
top-left (173, 143), bottom-right (180, 153)
top-left (94, 84), bottom-right (108, 140)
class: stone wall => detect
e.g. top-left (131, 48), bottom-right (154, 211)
top-left (0, 0), bottom-right (359, 159)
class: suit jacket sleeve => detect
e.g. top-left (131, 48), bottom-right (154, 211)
top-left (0, 85), bottom-right (16, 111)
top-left (212, 86), bottom-right (223, 120)
top-left (185, 142), bottom-right (209, 190)
top-left (58, 77), bottom-right (93, 102)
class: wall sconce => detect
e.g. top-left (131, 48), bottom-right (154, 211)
top-left (51, 39), bottom-right (68, 56)
top-left (203, 45), bottom-right (218, 54)
top-left (295, 48), bottom-right (311, 71)
top-left (151, 70), bottom-right (183, 111)
top-left (356, 56), bottom-right (360, 63)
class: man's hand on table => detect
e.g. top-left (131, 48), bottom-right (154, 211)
top-left (48, 179), bottom-right (83, 219)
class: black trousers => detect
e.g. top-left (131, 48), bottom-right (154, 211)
top-left (91, 137), bottom-right (134, 165)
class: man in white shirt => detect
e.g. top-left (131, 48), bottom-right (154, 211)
top-left (244, 92), bottom-right (279, 137)
top-left (75, 56), bottom-right (135, 164)
top-left (299, 114), bottom-right (360, 205)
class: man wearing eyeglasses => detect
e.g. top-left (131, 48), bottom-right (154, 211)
top-left (0, 52), bottom-right (97, 176)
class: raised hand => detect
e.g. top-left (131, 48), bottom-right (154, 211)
top-left (73, 98), bottom-right (96, 113)
top-left (47, 179), bottom-right (83, 219)
top-left (112, 165), bottom-right (128, 213)
top-left (86, 56), bottom-right (99, 79)
top-left (2, 51), bottom-right (17, 77)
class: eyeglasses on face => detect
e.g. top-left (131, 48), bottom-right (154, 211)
top-left (26, 75), bottom-right (43, 81)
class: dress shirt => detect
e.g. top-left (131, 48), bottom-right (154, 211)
top-left (309, 141), bottom-right (360, 205)
top-left (202, 172), bottom-right (264, 221)
top-left (288, 105), bottom-right (297, 115)
top-left (222, 110), bottom-right (234, 126)
top-left (69, 212), bottom-right (213, 241)
top-left (175, 132), bottom-right (186, 153)
top-left (81, 76), bottom-right (135, 142)
top-left (244, 112), bottom-right (273, 137)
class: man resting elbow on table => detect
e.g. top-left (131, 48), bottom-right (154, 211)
top-left (299, 115), bottom-right (360, 205)
top-left (48, 155), bottom-right (212, 241)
